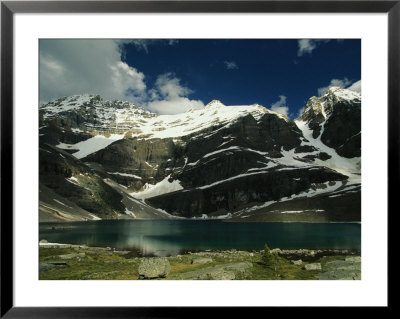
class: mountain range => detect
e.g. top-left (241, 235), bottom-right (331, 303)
top-left (39, 86), bottom-right (361, 222)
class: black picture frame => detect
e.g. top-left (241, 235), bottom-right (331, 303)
top-left (1, 0), bottom-right (395, 317)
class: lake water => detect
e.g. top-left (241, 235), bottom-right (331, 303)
top-left (39, 220), bottom-right (361, 257)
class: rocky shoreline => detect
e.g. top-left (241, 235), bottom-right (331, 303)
top-left (39, 241), bottom-right (361, 280)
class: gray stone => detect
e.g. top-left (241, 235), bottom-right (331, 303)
top-left (209, 270), bottom-right (235, 280)
top-left (171, 262), bottom-right (252, 280)
top-left (223, 262), bottom-right (253, 273)
top-left (138, 258), bottom-right (171, 279)
top-left (304, 263), bottom-right (322, 271)
top-left (318, 257), bottom-right (361, 280)
top-left (270, 248), bottom-right (282, 254)
top-left (191, 257), bottom-right (213, 264)
top-left (39, 239), bottom-right (48, 243)
top-left (39, 262), bottom-right (55, 272)
top-left (57, 254), bottom-right (79, 260)
top-left (40, 261), bottom-right (68, 271)
top-left (291, 259), bottom-right (303, 265)
top-left (345, 256), bottom-right (361, 263)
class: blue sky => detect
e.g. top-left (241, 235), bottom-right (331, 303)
top-left (40, 39), bottom-right (360, 119)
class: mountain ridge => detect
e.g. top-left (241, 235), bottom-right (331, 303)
top-left (39, 87), bottom-right (361, 222)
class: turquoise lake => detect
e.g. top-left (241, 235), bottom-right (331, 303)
top-left (39, 220), bottom-right (361, 257)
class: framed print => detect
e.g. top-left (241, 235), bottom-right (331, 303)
top-left (1, 0), bottom-right (396, 316)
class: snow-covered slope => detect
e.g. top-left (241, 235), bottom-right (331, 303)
top-left (295, 120), bottom-right (360, 183)
top-left (41, 94), bottom-right (151, 130)
top-left (41, 96), bottom-right (287, 157)
top-left (39, 88), bottom-right (361, 221)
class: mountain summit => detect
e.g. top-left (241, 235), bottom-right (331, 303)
top-left (39, 88), bottom-right (361, 222)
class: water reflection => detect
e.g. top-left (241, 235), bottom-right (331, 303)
top-left (39, 220), bottom-right (361, 257)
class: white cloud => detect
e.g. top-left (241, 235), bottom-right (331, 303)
top-left (118, 39), bottom-right (179, 54)
top-left (347, 80), bottom-right (361, 93)
top-left (270, 95), bottom-right (289, 116)
top-left (224, 61), bottom-right (238, 70)
top-left (40, 40), bottom-right (203, 114)
top-left (146, 73), bottom-right (205, 115)
top-left (40, 40), bottom-right (147, 104)
top-left (147, 97), bottom-right (204, 115)
top-left (317, 78), bottom-right (360, 96)
top-left (298, 40), bottom-right (318, 56)
top-left (297, 39), bottom-right (330, 57)
top-left (154, 73), bottom-right (193, 99)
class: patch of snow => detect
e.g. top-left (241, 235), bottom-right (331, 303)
top-left (295, 119), bottom-right (361, 183)
top-left (108, 171), bottom-right (142, 179)
top-left (66, 176), bottom-right (79, 184)
top-left (187, 160), bottom-right (199, 167)
top-left (71, 134), bottom-right (125, 159)
top-left (130, 175), bottom-right (184, 199)
top-left (88, 213), bottom-right (102, 221)
top-left (144, 161), bottom-right (154, 168)
top-left (202, 146), bottom-right (267, 160)
top-left (124, 208), bottom-right (136, 218)
top-left (53, 199), bottom-right (70, 207)
top-left (203, 146), bottom-right (241, 159)
top-left (198, 170), bottom-right (272, 189)
top-left (215, 212), bottom-right (233, 219)
top-left (280, 209), bottom-right (325, 214)
top-left (154, 208), bottom-right (186, 219)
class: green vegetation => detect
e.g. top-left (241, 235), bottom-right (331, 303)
top-left (39, 245), bottom-right (352, 280)
top-left (261, 244), bottom-right (276, 268)
top-left (40, 247), bottom-right (141, 280)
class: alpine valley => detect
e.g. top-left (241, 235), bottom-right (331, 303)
top-left (39, 87), bottom-right (361, 223)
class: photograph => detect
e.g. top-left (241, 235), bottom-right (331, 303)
top-left (38, 38), bottom-right (362, 281)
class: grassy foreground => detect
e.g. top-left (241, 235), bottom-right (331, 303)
top-left (39, 245), bottom-right (356, 280)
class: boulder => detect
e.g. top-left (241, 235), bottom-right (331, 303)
top-left (39, 239), bottom-right (48, 243)
top-left (224, 262), bottom-right (253, 273)
top-left (209, 270), bottom-right (235, 280)
top-left (304, 263), bottom-right (322, 271)
top-left (318, 258), bottom-right (361, 280)
top-left (39, 263), bottom-right (55, 272)
top-left (345, 256), bottom-right (361, 263)
top-left (270, 248), bottom-right (282, 255)
top-left (191, 257), bottom-right (213, 264)
top-left (171, 262), bottom-right (252, 280)
top-left (40, 261), bottom-right (68, 271)
top-left (57, 254), bottom-right (79, 260)
top-left (291, 259), bottom-right (303, 265)
top-left (138, 258), bottom-right (171, 279)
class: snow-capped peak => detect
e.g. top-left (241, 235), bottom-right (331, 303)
top-left (324, 86), bottom-right (361, 101)
top-left (41, 94), bottom-right (294, 161)
top-left (205, 100), bottom-right (226, 109)
top-left (297, 87), bottom-right (360, 122)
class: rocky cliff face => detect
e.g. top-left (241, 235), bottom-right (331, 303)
top-left (297, 87), bottom-right (361, 158)
top-left (39, 88), bottom-right (361, 221)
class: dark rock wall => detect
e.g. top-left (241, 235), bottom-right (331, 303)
top-left (147, 167), bottom-right (348, 217)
